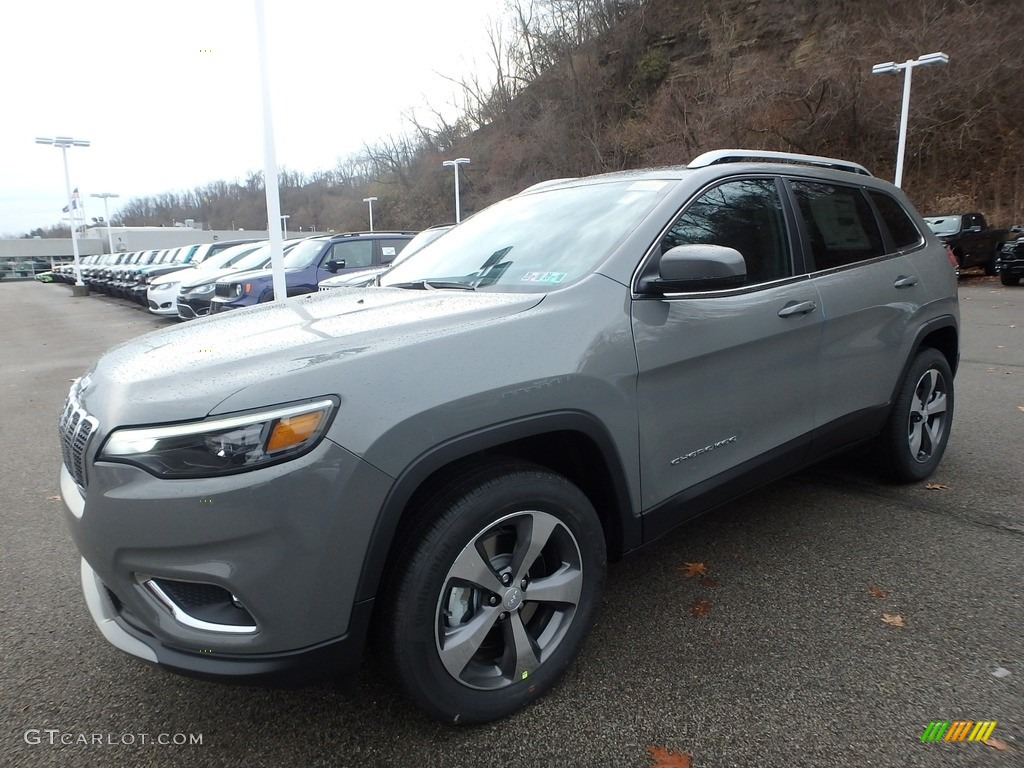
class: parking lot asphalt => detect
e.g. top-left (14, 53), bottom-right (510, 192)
top-left (0, 278), bottom-right (1020, 768)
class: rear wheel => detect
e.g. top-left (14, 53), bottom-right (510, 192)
top-left (378, 460), bottom-right (606, 724)
top-left (879, 349), bottom-right (954, 482)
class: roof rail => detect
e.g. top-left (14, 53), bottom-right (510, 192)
top-left (688, 149), bottom-right (873, 177)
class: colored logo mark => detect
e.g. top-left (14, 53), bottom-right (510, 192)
top-left (920, 721), bottom-right (997, 742)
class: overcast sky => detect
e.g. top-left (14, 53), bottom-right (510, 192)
top-left (0, 0), bottom-right (506, 236)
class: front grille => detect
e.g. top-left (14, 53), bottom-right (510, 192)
top-left (59, 396), bottom-right (97, 488)
top-left (214, 283), bottom-right (231, 298)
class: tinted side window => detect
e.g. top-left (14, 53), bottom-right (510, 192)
top-left (660, 179), bottom-right (793, 285)
top-left (869, 191), bottom-right (923, 250)
top-left (328, 240), bottom-right (374, 269)
top-left (378, 238), bottom-right (410, 265)
top-left (792, 181), bottom-right (885, 270)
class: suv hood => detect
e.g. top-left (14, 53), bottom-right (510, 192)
top-left (215, 266), bottom-right (298, 284)
top-left (180, 266), bottom-right (265, 289)
top-left (76, 288), bottom-right (543, 427)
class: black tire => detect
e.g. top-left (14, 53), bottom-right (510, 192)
top-left (378, 459), bottom-right (606, 724)
top-left (1001, 271), bottom-right (1020, 286)
top-left (985, 246), bottom-right (1001, 276)
top-left (879, 348), bottom-right (954, 482)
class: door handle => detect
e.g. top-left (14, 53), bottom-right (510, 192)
top-left (777, 300), bottom-right (817, 318)
top-left (894, 275), bottom-right (919, 288)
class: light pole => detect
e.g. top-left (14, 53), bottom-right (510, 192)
top-left (280, 214), bottom-right (290, 239)
top-left (36, 136), bottom-right (90, 291)
top-left (91, 192), bottom-right (119, 254)
top-left (363, 197), bottom-right (377, 232)
top-left (442, 157), bottom-right (471, 223)
top-left (872, 52), bottom-right (949, 188)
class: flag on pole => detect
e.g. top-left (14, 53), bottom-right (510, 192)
top-left (62, 187), bottom-right (80, 213)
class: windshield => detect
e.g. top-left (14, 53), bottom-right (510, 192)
top-left (923, 216), bottom-right (960, 235)
top-left (380, 179), bottom-right (670, 291)
top-left (283, 238), bottom-right (329, 268)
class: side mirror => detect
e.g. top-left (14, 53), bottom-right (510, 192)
top-left (639, 244), bottom-right (746, 293)
top-left (327, 259), bottom-right (346, 273)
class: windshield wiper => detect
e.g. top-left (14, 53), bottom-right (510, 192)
top-left (389, 280), bottom-right (476, 291)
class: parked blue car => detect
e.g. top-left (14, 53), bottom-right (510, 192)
top-left (209, 231), bottom-right (415, 312)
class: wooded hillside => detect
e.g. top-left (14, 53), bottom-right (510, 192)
top-left (37, 0), bottom-right (1022, 237)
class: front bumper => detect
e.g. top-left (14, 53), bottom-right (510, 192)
top-left (147, 287), bottom-right (179, 315)
top-left (997, 258), bottom-right (1024, 277)
top-left (177, 294), bottom-right (216, 319)
top-left (61, 436), bottom-right (394, 684)
top-left (79, 556), bottom-right (373, 686)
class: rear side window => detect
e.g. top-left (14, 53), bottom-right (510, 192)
top-left (791, 181), bottom-right (885, 270)
top-left (868, 191), bottom-right (923, 250)
top-left (660, 178), bottom-right (793, 285)
top-left (378, 238), bottom-right (411, 264)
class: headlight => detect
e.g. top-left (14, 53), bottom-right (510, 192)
top-left (189, 283), bottom-right (216, 295)
top-left (152, 282), bottom-right (178, 292)
top-left (98, 398), bottom-right (336, 478)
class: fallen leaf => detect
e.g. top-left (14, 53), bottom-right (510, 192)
top-left (691, 598), bottom-right (712, 617)
top-left (984, 737), bottom-right (1008, 750)
top-left (868, 586), bottom-right (887, 599)
top-left (699, 576), bottom-right (718, 589)
top-left (986, 368), bottom-right (997, 372)
top-left (924, 483), bottom-right (950, 490)
top-left (46, 495), bottom-right (61, 502)
top-left (648, 745), bottom-right (692, 768)
top-left (881, 613), bottom-right (905, 628)
top-left (1018, 406), bottom-right (1024, 413)
top-left (677, 562), bottom-right (707, 578)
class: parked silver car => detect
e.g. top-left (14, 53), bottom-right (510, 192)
top-left (60, 150), bottom-right (958, 725)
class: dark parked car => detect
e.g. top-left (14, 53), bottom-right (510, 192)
top-left (176, 241), bottom-right (309, 319)
top-left (318, 224), bottom-right (453, 291)
top-left (996, 227), bottom-right (1024, 285)
top-left (209, 232), bottom-right (414, 312)
top-left (60, 150), bottom-right (958, 725)
top-left (923, 212), bottom-right (1008, 275)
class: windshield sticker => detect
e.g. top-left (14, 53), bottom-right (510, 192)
top-left (382, 247), bottom-right (396, 257)
top-left (521, 271), bottom-right (567, 284)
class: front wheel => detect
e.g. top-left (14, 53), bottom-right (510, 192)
top-left (985, 246), bottom-right (1001, 276)
top-left (1001, 271), bottom-right (1021, 286)
top-left (378, 460), bottom-right (606, 724)
top-left (879, 349), bottom-right (954, 482)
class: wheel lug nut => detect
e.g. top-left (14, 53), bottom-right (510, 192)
top-left (499, 612), bottom-right (508, 621)
top-left (520, 579), bottom-right (527, 589)
top-left (489, 596), bottom-right (498, 606)
top-left (501, 573), bottom-right (511, 585)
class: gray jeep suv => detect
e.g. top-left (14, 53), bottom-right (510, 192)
top-left (59, 150), bottom-right (958, 725)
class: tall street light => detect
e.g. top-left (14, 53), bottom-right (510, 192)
top-left (280, 214), bottom-right (290, 239)
top-left (442, 157), bottom-right (470, 223)
top-left (872, 52), bottom-right (949, 188)
top-left (91, 192), bottom-right (119, 254)
top-left (363, 197), bottom-right (378, 232)
top-left (36, 136), bottom-right (90, 291)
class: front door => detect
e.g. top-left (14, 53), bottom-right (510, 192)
top-left (632, 178), bottom-right (821, 516)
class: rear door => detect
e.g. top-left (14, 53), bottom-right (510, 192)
top-left (787, 179), bottom-right (929, 450)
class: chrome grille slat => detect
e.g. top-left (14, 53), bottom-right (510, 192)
top-left (59, 393), bottom-right (97, 488)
